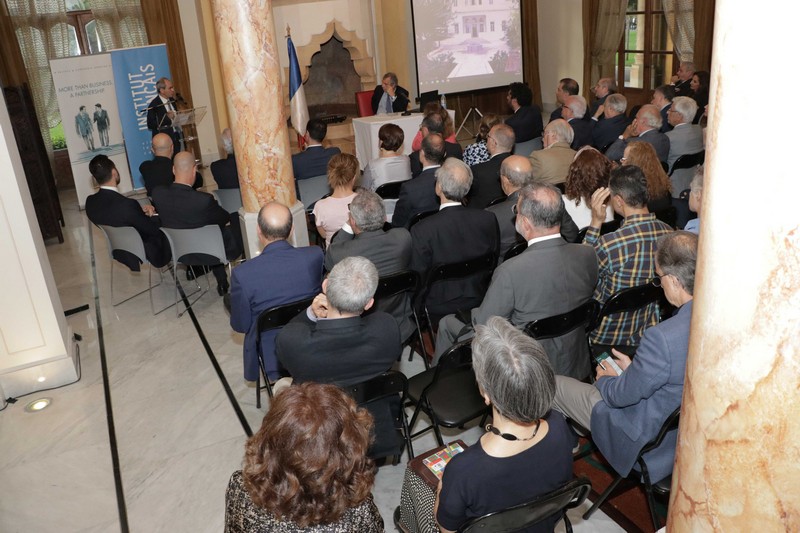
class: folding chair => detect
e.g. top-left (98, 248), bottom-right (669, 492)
top-left (212, 188), bottom-right (243, 214)
top-left (503, 241), bottom-right (527, 262)
top-left (373, 270), bottom-right (429, 369)
top-left (513, 137), bottom-right (543, 157)
top-left (297, 174), bottom-right (331, 206)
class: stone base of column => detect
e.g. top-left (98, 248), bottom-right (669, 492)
top-left (238, 201), bottom-right (310, 259)
top-left (0, 328), bottom-right (78, 398)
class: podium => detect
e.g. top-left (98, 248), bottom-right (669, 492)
top-left (172, 106), bottom-right (207, 152)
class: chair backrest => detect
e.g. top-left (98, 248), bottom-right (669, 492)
top-left (297, 175), bottom-right (331, 207)
top-left (427, 251), bottom-right (496, 288)
top-left (513, 137), bottom-right (543, 157)
top-left (374, 270), bottom-right (418, 300)
top-left (458, 477), bottom-right (592, 533)
top-left (503, 241), bottom-right (527, 262)
top-left (669, 150), bottom-right (705, 176)
top-left (355, 90), bottom-right (374, 117)
top-left (575, 218), bottom-right (621, 243)
top-left (408, 209), bottom-right (437, 229)
top-left (653, 205), bottom-right (678, 228)
top-left (486, 195), bottom-right (507, 208)
top-left (98, 225), bottom-right (147, 265)
top-left (524, 300), bottom-right (598, 340)
top-left (660, 160), bottom-right (669, 173)
top-left (436, 339), bottom-right (474, 375)
top-left (344, 370), bottom-right (407, 405)
top-left (591, 280), bottom-right (664, 332)
top-left (256, 296), bottom-right (315, 334)
top-left (213, 188), bottom-right (243, 214)
top-left (638, 406), bottom-right (681, 457)
top-left (375, 180), bottom-right (405, 199)
top-left (160, 225), bottom-right (227, 266)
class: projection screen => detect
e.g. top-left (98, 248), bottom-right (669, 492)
top-left (410, 0), bottom-right (523, 95)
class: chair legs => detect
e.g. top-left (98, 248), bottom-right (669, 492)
top-left (173, 265), bottom-right (207, 317)
top-left (255, 351), bottom-right (274, 409)
top-left (583, 474), bottom-right (624, 520)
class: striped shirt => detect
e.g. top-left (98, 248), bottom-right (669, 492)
top-left (584, 213), bottom-right (673, 346)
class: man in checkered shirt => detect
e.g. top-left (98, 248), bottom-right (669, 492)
top-left (583, 165), bottom-right (673, 354)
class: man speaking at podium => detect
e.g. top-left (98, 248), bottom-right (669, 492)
top-left (146, 77), bottom-right (183, 152)
top-left (371, 72), bottom-right (409, 115)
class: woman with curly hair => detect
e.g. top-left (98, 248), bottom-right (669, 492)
top-left (621, 142), bottom-right (672, 212)
top-left (563, 147), bottom-right (615, 229)
top-left (462, 113), bottom-right (502, 166)
top-left (225, 382), bottom-right (383, 532)
top-left (313, 153), bottom-right (359, 246)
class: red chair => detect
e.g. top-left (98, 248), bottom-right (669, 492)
top-left (356, 90), bottom-right (375, 117)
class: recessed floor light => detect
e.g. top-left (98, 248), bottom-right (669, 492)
top-left (25, 398), bottom-right (51, 412)
top-left (37, 376), bottom-right (46, 383)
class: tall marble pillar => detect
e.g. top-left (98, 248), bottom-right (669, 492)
top-left (667, 3), bottom-right (800, 531)
top-left (210, 0), bottom-right (308, 256)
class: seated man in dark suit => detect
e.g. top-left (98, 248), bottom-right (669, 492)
top-left (392, 133), bottom-right (446, 228)
top-left (409, 112), bottom-right (463, 177)
top-left (589, 77), bottom-right (617, 120)
top-left (437, 183), bottom-right (598, 377)
top-left (326, 190), bottom-right (413, 340)
top-left (410, 158), bottom-right (500, 325)
top-left (605, 104), bottom-right (671, 163)
top-left (466, 123), bottom-right (513, 209)
top-left (591, 93), bottom-right (629, 151)
top-left (553, 231), bottom-right (698, 487)
top-left (549, 77), bottom-right (579, 123)
top-left (652, 84), bottom-right (675, 133)
top-left (139, 133), bottom-right (202, 196)
top-left (371, 71), bottom-right (410, 115)
top-left (85, 155), bottom-right (170, 270)
top-left (291, 118), bottom-right (341, 180)
top-left (151, 152), bottom-right (243, 294)
top-left (230, 202), bottom-right (323, 382)
top-left (505, 81), bottom-right (543, 143)
top-left (561, 95), bottom-right (594, 150)
top-left (210, 128), bottom-right (239, 189)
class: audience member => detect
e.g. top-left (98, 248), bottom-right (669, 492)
top-left (563, 148), bottom-right (615, 229)
top-left (530, 119), bottom-right (576, 185)
top-left (151, 151), bottom-right (242, 295)
top-left (372, 71), bottom-right (409, 115)
top-left (410, 112), bottom-right (463, 177)
top-left (360, 123), bottom-right (411, 191)
top-left (392, 133), bottom-right (446, 228)
top-left (504, 82), bottom-right (543, 143)
top-left (462, 113), bottom-right (502, 166)
top-left (230, 202), bottom-right (323, 382)
top-left (591, 93), bottom-right (629, 151)
top-left (139, 133), bottom-right (203, 196)
top-left (549, 77), bottom-right (579, 122)
top-left (436, 184), bottom-right (597, 377)
top-left (684, 166), bottom-right (704, 234)
top-left (583, 165), bottom-right (673, 353)
top-left (466, 123), bottom-right (514, 208)
top-left (225, 383), bottom-right (383, 532)
top-left (652, 84), bottom-right (675, 133)
top-left (621, 142), bottom-right (672, 212)
top-left (553, 231), bottom-right (697, 487)
top-left (312, 153), bottom-right (358, 246)
top-left (690, 71), bottom-right (710, 124)
top-left (326, 190), bottom-right (414, 339)
top-left (561, 95), bottom-right (594, 149)
top-left (410, 158), bottom-right (500, 324)
top-left (85, 155), bottom-right (170, 270)
top-left (210, 128), bottom-right (239, 189)
top-left (665, 97), bottom-right (704, 168)
top-left (671, 61), bottom-right (695, 97)
top-left (605, 104), bottom-right (670, 163)
top-left (291, 118), bottom-right (342, 181)
top-left (589, 77), bottom-right (617, 120)
top-left (411, 102), bottom-right (457, 152)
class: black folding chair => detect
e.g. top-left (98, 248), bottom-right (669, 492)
top-left (407, 209), bottom-right (437, 229)
top-left (485, 195), bottom-right (507, 208)
top-left (669, 150), bottom-right (705, 176)
top-left (254, 296), bottom-right (314, 408)
top-left (589, 280), bottom-right (671, 336)
top-left (524, 300), bottom-right (597, 341)
top-left (503, 241), bottom-right (527, 262)
top-left (653, 205), bottom-right (678, 228)
top-left (575, 218), bottom-right (621, 243)
top-left (373, 270), bottom-right (430, 369)
top-left (375, 180), bottom-right (405, 199)
top-left (459, 477), bottom-right (592, 533)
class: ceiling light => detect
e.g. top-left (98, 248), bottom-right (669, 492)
top-left (25, 398), bottom-right (51, 412)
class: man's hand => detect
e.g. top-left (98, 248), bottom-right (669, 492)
top-left (611, 348), bottom-right (632, 371)
top-left (385, 84), bottom-right (396, 98)
top-left (589, 187), bottom-right (611, 228)
top-left (310, 293), bottom-right (329, 319)
top-left (142, 205), bottom-right (156, 217)
top-left (622, 122), bottom-right (637, 140)
top-left (167, 110), bottom-right (176, 120)
top-left (670, 74), bottom-right (679, 84)
top-left (595, 362), bottom-right (619, 380)
top-left (593, 104), bottom-right (605, 119)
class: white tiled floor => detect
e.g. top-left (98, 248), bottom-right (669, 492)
top-left (0, 189), bottom-right (624, 532)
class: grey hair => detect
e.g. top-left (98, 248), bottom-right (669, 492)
top-left (382, 72), bottom-right (398, 86)
top-left (472, 316), bottom-right (555, 423)
top-left (349, 190), bottom-right (386, 232)
top-left (638, 104), bottom-right (663, 130)
top-left (565, 95), bottom-right (587, 119)
top-left (517, 183), bottom-right (564, 229)
top-left (546, 119), bottom-right (574, 144)
top-left (435, 158), bottom-right (472, 202)
top-left (671, 96), bottom-right (698, 124)
top-left (500, 158), bottom-right (533, 188)
top-left (600, 77), bottom-right (617, 93)
top-left (656, 231), bottom-right (698, 295)
top-left (605, 93), bottom-right (627, 115)
top-left (156, 77), bottom-right (169, 91)
top-left (680, 61), bottom-right (695, 73)
top-left (325, 256), bottom-right (378, 314)
top-left (221, 128), bottom-right (234, 154)
top-left (490, 123), bottom-right (515, 151)
top-left (690, 165), bottom-right (704, 192)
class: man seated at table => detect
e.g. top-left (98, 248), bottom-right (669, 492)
top-left (372, 72), bottom-right (410, 115)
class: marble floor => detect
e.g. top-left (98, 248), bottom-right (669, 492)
top-left (0, 189), bottom-right (624, 532)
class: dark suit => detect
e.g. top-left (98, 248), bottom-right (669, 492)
top-left (409, 141), bottom-right (463, 178)
top-left (592, 114), bottom-right (629, 151)
top-left (659, 104), bottom-right (674, 133)
top-left (139, 155), bottom-right (202, 196)
top-left (230, 240), bottom-right (323, 381)
top-left (589, 94), bottom-right (609, 120)
top-left (466, 152), bottom-right (510, 209)
top-left (505, 104), bottom-right (543, 143)
top-left (371, 84), bottom-right (410, 114)
top-left (605, 129), bottom-right (671, 163)
top-left (391, 166), bottom-right (440, 228)
top-left (146, 95), bottom-right (182, 149)
top-left (568, 118), bottom-right (594, 150)
top-left (210, 154), bottom-right (239, 189)
top-left (85, 188), bottom-right (170, 270)
top-left (410, 205), bottom-right (500, 322)
top-left (673, 79), bottom-right (693, 97)
top-left (291, 145), bottom-right (341, 180)
top-left (548, 106), bottom-right (563, 123)
top-left (326, 227), bottom-right (414, 339)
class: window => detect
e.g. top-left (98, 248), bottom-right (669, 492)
top-left (490, 21), bottom-right (495, 32)
top-left (502, 20), bottom-right (507, 31)
top-left (454, 23), bottom-right (459, 34)
top-left (479, 22), bottom-right (484, 32)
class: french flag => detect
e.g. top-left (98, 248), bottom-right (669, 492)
top-left (287, 34), bottom-right (309, 140)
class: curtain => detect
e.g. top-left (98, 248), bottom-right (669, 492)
top-left (0, 1), bottom-right (28, 87)
top-left (663, 0), bottom-right (694, 63)
top-left (6, 0), bottom-right (72, 161)
top-left (590, 0), bottom-right (626, 87)
top-left (581, 0), bottom-right (598, 102)
top-left (91, 0), bottom-right (148, 50)
top-left (693, 0), bottom-right (715, 70)
top-left (521, 0), bottom-right (542, 109)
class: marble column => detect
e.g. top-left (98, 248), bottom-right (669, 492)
top-left (667, 3), bottom-right (800, 531)
top-left (210, 0), bottom-right (308, 257)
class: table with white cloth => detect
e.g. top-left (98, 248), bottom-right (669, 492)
top-left (352, 109), bottom-right (456, 169)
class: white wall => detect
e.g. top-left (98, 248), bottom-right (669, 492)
top-left (537, 0), bottom-right (584, 114)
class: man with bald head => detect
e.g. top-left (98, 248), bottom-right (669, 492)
top-left (139, 132), bottom-right (202, 196)
top-left (151, 151), bottom-right (242, 294)
top-left (605, 104), bottom-right (670, 163)
top-left (590, 77), bottom-right (617, 120)
top-left (435, 183), bottom-right (597, 377)
top-left (230, 202), bottom-right (323, 382)
top-left (530, 119), bottom-right (576, 185)
top-left (466, 123), bottom-right (514, 209)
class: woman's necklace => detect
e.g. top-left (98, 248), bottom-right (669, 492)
top-left (485, 419), bottom-right (542, 441)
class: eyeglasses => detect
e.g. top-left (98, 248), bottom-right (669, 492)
top-left (620, 157), bottom-right (628, 163)
top-left (511, 203), bottom-right (518, 215)
top-left (652, 273), bottom-right (668, 288)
